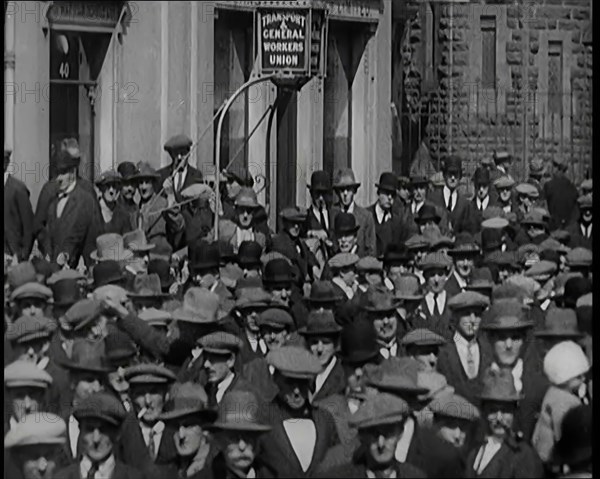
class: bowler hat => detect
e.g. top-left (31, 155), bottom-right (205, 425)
top-left (472, 167), bottom-right (491, 186)
top-left (349, 393), bottom-right (410, 430)
top-left (123, 229), bottom-right (155, 252)
top-left (160, 382), bottom-right (217, 423)
top-left (333, 212), bottom-right (359, 236)
top-left (443, 156), bottom-right (462, 174)
top-left (209, 390), bottom-right (271, 432)
top-left (90, 234), bottom-right (134, 262)
top-left (55, 149), bottom-right (80, 173)
top-left (534, 308), bottom-right (582, 339)
top-left (92, 260), bottom-right (125, 287)
top-left (262, 258), bottom-right (294, 288)
top-left (298, 310), bottom-right (342, 336)
top-left (308, 170), bottom-right (332, 192)
top-left (340, 318), bottom-right (380, 365)
top-left (375, 172), bottom-right (398, 193)
top-left (479, 366), bottom-right (523, 402)
top-left (333, 168), bottom-right (360, 189)
top-left (429, 392), bottom-right (480, 421)
top-left (410, 175), bottom-right (429, 187)
top-left (362, 285), bottom-right (401, 313)
top-left (415, 204), bottom-right (441, 224)
top-left (383, 244), bottom-right (411, 266)
top-left (117, 161), bottom-right (138, 180)
top-left (164, 134), bottom-right (192, 152)
top-left (237, 241), bottom-right (263, 268)
top-left (59, 339), bottom-right (112, 374)
top-left (307, 280), bottom-right (344, 304)
top-left (74, 392), bottom-right (127, 427)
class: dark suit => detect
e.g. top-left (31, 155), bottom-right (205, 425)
top-left (305, 206), bottom-right (333, 236)
top-left (416, 293), bottom-right (454, 340)
top-left (464, 440), bottom-right (544, 478)
top-left (367, 204), bottom-right (411, 258)
top-left (444, 271), bottom-right (470, 299)
top-left (99, 200), bottom-right (136, 236)
top-left (428, 188), bottom-right (477, 235)
top-left (514, 352), bottom-right (549, 442)
top-left (190, 452), bottom-right (277, 479)
top-left (259, 402), bottom-right (340, 478)
top-left (566, 221), bottom-right (593, 250)
top-left (470, 197), bottom-right (498, 230)
top-left (270, 232), bottom-right (318, 284)
top-left (54, 460), bottom-right (144, 479)
top-left (241, 356), bottom-right (279, 404)
top-left (331, 204), bottom-right (377, 257)
top-left (406, 423), bottom-right (466, 478)
top-left (543, 174), bottom-right (578, 231)
top-left (157, 163), bottom-right (204, 201)
top-left (40, 183), bottom-right (101, 267)
top-left (4, 175), bottom-right (34, 260)
top-left (311, 358), bottom-right (346, 404)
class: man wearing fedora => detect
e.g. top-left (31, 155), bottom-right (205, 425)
top-left (38, 148), bottom-right (102, 268)
top-left (117, 161), bottom-right (141, 214)
top-left (4, 148), bottom-right (34, 262)
top-left (218, 187), bottom-right (268, 253)
top-left (446, 233), bottom-right (481, 298)
top-left (471, 167), bottom-right (496, 223)
top-left (428, 156), bottom-right (477, 235)
top-left (158, 134), bottom-right (204, 200)
top-left (437, 291), bottom-right (494, 407)
top-left (544, 157), bottom-right (579, 231)
top-left (127, 273), bottom-right (171, 312)
top-left (464, 367), bottom-right (544, 478)
top-left (368, 172), bottom-right (411, 257)
top-left (54, 391), bottom-right (144, 479)
top-left (331, 168), bottom-right (377, 257)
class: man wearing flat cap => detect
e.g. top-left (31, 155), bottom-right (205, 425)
top-left (494, 175), bottom-right (518, 216)
top-left (54, 391), bottom-right (143, 479)
top-left (445, 233), bottom-right (480, 298)
top-left (331, 168), bottom-right (377, 257)
top-left (158, 134), bottom-right (203, 200)
top-left (38, 146), bottom-right (102, 268)
top-left (258, 346), bottom-right (340, 477)
top-left (4, 148), bottom-right (34, 262)
top-left (566, 195), bottom-right (592, 250)
top-left (437, 291), bottom-right (494, 407)
top-left (8, 281), bottom-right (53, 320)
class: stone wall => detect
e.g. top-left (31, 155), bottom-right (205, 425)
top-left (398, 0), bottom-right (592, 183)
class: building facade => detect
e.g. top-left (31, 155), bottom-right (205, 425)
top-left (4, 0), bottom-right (392, 225)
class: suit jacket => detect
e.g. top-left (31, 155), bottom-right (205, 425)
top-left (40, 182), bottom-right (102, 267)
top-left (367, 204), bottom-right (411, 258)
top-left (416, 294), bottom-right (454, 340)
top-left (464, 440), bottom-right (544, 478)
top-left (437, 337), bottom-right (494, 407)
top-left (312, 393), bottom-right (358, 463)
top-left (4, 175), bottom-right (34, 260)
top-left (544, 174), bottom-right (579, 231)
top-left (138, 193), bottom-right (185, 249)
top-left (428, 188), bottom-right (478, 235)
top-left (317, 459), bottom-right (426, 478)
top-left (157, 163), bottom-right (204, 201)
top-left (259, 402), bottom-right (340, 478)
top-left (241, 356), bottom-right (279, 404)
top-left (444, 271), bottom-right (470, 299)
top-left (470, 196), bottom-right (498, 229)
top-left (270, 232), bottom-right (318, 284)
top-left (100, 200), bottom-right (137, 236)
top-left (311, 358), bottom-right (346, 404)
top-left (566, 221), bottom-right (593, 250)
top-left (44, 358), bottom-right (72, 415)
top-left (331, 204), bottom-right (377, 257)
top-left (305, 205), bottom-right (334, 236)
top-left (54, 460), bottom-right (144, 479)
top-left (406, 423), bottom-right (466, 478)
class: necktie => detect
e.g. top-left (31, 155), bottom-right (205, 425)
top-left (466, 344), bottom-right (477, 379)
top-left (447, 193), bottom-right (455, 212)
top-left (319, 208), bottom-right (327, 230)
top-left (148, 427), bottom-right (156, 460)
top-left (87, 462), bottom-right (99, 479)
top-left (206, 383), bottom-right (218, 408)
top-left (434, 293), bottom-right (442, 316)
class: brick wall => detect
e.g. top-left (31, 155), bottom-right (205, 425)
top-left (398, 0), bottom-right (592, 184)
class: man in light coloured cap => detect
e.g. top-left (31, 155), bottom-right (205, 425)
top-left (419, 252), bottom-right (453, 336)
top-left (494, 175), bottom-right (517, 216)
top-left (95, 170), bottom-right (136, 236)
top-left (327, 252), bottom-right (359, 300)
top-left (437, 291), bottom-right (493, 407)
top-left (259, 345), bottom-right (340, 477)
top-left (331, 168), bottom-right (377, 257)
top-left (4, 412), bottom-right (68, 479)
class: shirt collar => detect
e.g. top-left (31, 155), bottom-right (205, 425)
top-left (344, 202), bottom-right (355, 214)
top-left (81, 453), bottom-right (116, 479)
top-left (375, 203), bottom-right (389, 223)
top-left (453, 270), bottom-right (468, 289)
top-left (61, 180), bottom-right (77, 197)
top-left (216, 372), bottom-right (236, 403)
top-left (477, 196), bottom-right (490, 210)
top-left (394, 416), bottom-right (415, 462)
top-left (37, 356), bottom-right (50, 370)
top-left (331, 277), bottom-right (355, 299)
top-left (141, 420), bottom-right (165, 435)
top-left (443, 185), bottom-right (456, 202)
top-left (453, 331), bottom-right (477, 348)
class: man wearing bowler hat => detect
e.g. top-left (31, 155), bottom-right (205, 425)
top-left (471, 167), bottom-right (496, 221)
top-left (188, 239), bottom-right (233, 305)
top-left (331, 212), bottom-right (364, 257)
top-left (368, 172), bottom-right (410, 257)
top-left (158, 134), bottom-right (203, 199)
top-left (428, 156), bottom-right (477, 235)
top-left (4, 148), bottom-right (34, 262)
top-left (39, 147), bottom-right (102, 268)
top-left (331, 168), bottom-right (377, 257)
top-left (306, 170), bottom-right (334, 239)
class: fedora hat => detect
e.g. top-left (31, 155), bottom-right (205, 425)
top-left (209, 390), bottom-right (271, 432)
top-left (443, 156), bottom-right (462, 174)
top-left (481, 298), bottom-right (533, 331)
top-left (307, 280), bottom-right (344, 304)
top-left (171, 287), bottom-right (221, 324)
top-left (534, 308), bottom-right (583, 339)
top-left (333, 168), bottom-right (360, 189)
top-left (160, 382), bottom-right (217, 423)
top-left (479, 366), bottom-right (523, 402)
top-left (298, 310), bottom-right (342, 336)
top-left (262, 258), bottom-right (294, 289)
top-left (90, 234), bottom-right (134, 262)
top-left (340, 318), bottom-right (380, 365)
top-left (59, 339), bottom-right (112, 374)
top-left (127, 273), bottom-right (170, 299)
top-left (466, 267), bottom-right (494, 292)
top-left (308, 170), bottom-right (332, 192)
top-left (133, 162), bottom-right (160, 181)
top-left (237, 241), bottom-right (263, 268)
top-left (51, 278), bottom-right (84, 308)
top-left (333, 212), bottom-right (360, 236)
top-left (189, 240), bottom-right (220, 272)
top-left (234, 187), bottom-right (260, 209)
top-left (472, 167), bottom-right (491, 186)
top-left (415, 204), bottom-right (441, 224)
top-left (362, 285), bottom-right (401, 313)
top-left (368, 357), bottom-right (429, 396)
top-left (95, 170), bottom-right (122, 187)
top-left (123, 229), bottom-right (155, 253)
top-left (383, 244), bottom-right (411, 266)
top-left (92, 260), bottom-right (125, 288)
top-left (375, 172), bottom-right (398, 193)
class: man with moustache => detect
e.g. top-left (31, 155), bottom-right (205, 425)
top-left (9, 281), bottom-right (53, 320)
top-left (305, 170), bottom-right (334, 242)
top-left (317, 393), bottom-right (426, 478)
top-left (218, 188), bottom-right (268, 253)
top-left (464, 368), bottom-right (543, 478)
top-left (331, 213), bottom-right (363, 257)
top-left (116, 162), bottom-right (140, 215)
top-left (331, 168), bottom-right (377, 257)
top-left (95, 170), bottom-right (135, 235)
top-left (54, 392), bottom-right (143, 479)
top-left (437, 291), bottom-right (493, 407)
top-left (494, 176), bottom-right (518, 215)
top-left (259, 346), bottom-right (340, 477)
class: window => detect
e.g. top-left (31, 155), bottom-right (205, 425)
top-left (481, 16), bottom-right (496, 88)
top-left (548, 41), bottom-right (563, 115)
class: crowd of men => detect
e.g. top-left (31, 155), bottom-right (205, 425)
top-left (3, 134), bottom-right (593, 478)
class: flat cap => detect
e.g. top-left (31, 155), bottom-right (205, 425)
top-left (95, 170), bottom-right (122, 186)
top-left (6, 315), bottom-right (56, 344)
top-left (234, 287), bottom-right (272, 310)
top-left (577, 195), bottom-right (592, 209)
top-left (124, 363), bottom-right (177, 385)
top-left (164, 134), bottom-right (192, 151)
top-left (257, 307), bottom-right (295, 330)
top-left (481, 298), bottom-right (533, 330)
top-left (7, 262), bottom-right (37, 289)
top-left (328, 252), bottom-right (359, 269)
top-left (267, 346), bottom-right (323, 379)
top-left (400, 328), bottom-right (446, 347)
top-left (524, 260), bottom-right (557, 278)
top-left (522, 210), bottom-right (548, 227)
top-left (356, 256), bottom-right (383, 273)
top-left (481, 217), bottom-right (509, 230)
top-left (539, 238), bottom-right (571, 255)
top-left (138, 308), bottom-right (172, 326)
top-left (447, 291), bottom-right (490, 311)
top-left (515, 183), bottom-right (539, 198)
top-left (298, 310), bottom-right (342, 336)
top-left (5, 360), bottom-right (53, 389)
top-left (494, 176), bottom-right (516, 189)
top-left (10, 282), bottom-right (53, 302)
top-left (420, 252), bottom-right (452, 270)
top-left (198, 332), bottom-right (243, 354)
top-left (506, 274), bottom-right (541, 298)
top-left (46, 268), bottom-right (86, 285)
top-left (429, 392), bottom-right (480, 421)
top-left (279, 206), bottom-right (308, 223)
top-left (349, 392), bottom-right (410, 430)
top-left (180, 183), bottom-right (213, 200)
top-left (405, 234), bottom-right (430, 250)
top-left (576, 292), bottom-right (592, 308)
top-left (62, 299), bottom-right (105, 332)
top-left (73, 392), bottom-right (127, 426)
top-left (566, 247), bottom-right (592, 267)
top-left (4, 413), bottom-right (66, 448)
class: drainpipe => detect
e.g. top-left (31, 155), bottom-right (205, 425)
top-left (5, 7), bottom-right (16, 152)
